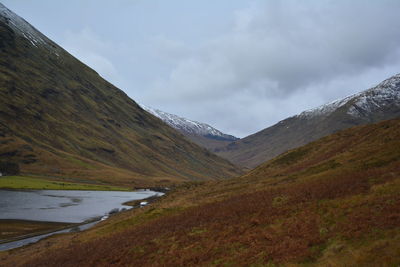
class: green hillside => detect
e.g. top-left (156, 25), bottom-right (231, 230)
top-left (0, 7), bottom-right (240, 187)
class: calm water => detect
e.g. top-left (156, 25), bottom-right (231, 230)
top-left (0, 189), bottom-right (161, 223)
top-left (0, 189), bottom-right (162, 250)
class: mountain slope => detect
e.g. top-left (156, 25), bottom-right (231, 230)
top-left (140, 105), bottom-right (238, 150)
top-left (0, 3), bottom-right (240, 187)
top-left (215, 73), bottom-right (400, 168)
top-left (5, 118), bottom-right (400, 266)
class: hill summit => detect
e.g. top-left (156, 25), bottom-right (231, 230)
top-left (0, 3), bottom-right (240, 186)
top-left (215, 73), bottom-right (400, 168)
top-left (140, 104), bottom-right (238, 150)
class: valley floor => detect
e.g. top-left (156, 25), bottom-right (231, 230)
top-left (1, 118), bottom-right (400, 266)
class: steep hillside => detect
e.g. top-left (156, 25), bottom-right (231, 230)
top-left (215, 73), bottom-right (400, 168)
top-left (140, 105), bottom-right (238, 150)
top-left (0, 4), bottom-right (240, 187)
top-left (3, 118), bottom-right (400, 266)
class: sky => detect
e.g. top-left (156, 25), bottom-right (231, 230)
top-left (3, 0), bottom-right (400, 137)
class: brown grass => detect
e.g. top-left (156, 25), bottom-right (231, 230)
top-left (0, 220), bottom-right (72, 242)
top-left (2, 118), bottom-right (400, 266)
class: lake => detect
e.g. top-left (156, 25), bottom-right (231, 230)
top-left (0, 189), bottom-right (162, 251)
top-left (0, 189), bottom-right (162, 223)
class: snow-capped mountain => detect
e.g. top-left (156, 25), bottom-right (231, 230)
top-left (298, 73), bottom-right (400, 119)
top-left (215, 73), bottom-right (400, 168)
top-left (0, 3), bottom-right (44, 45)
top-left (140, 105), bottom-right (238, 144)
top-left (0, 3), bottom-right (61, 56)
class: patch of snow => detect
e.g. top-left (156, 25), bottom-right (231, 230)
top-left (0, 3), bottom-right (46, 46)
top-left (347, 74), bottom-right (400, 117)
top-left (296, 73), bottom-right (400, 119)
top-left (140, 104), bottom-right (238, 140)
top-left (0, 2), bottom-right (60, 56)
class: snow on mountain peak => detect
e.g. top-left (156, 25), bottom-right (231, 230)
top-left (297, 73), bottom-right (400, 119)
top-left (140, 104), bottom-right (238, 141)
top-left (0, 3), bottom-right (53, 49)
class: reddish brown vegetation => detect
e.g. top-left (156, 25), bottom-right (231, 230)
top-left (22, 169), bottom-right (400, 266)
top-left (2, 118), bottom-right (400, 266)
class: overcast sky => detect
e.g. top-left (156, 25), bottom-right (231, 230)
top-left (3, 0), bottom-right (400, 137)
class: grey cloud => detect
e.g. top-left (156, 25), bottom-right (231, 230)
top-left (142, 0), bottom-right (400, 136)
top-left (4, 0), bottom-right (400, 137)
top-left (174, 1), bottom-right (398, 95)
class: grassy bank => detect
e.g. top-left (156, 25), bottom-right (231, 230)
top-left (0, 220), bottom-right (74, 243)
top-left (0, 176), bottom-right (129, 191)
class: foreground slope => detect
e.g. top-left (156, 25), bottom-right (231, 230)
top-left (0, 4), bottom-right (240, 186)
top-left (216, 74), bottom-right (400, 168)
top-left (4, 118), bottom-right (400, 266)
top-left (140, 104), bottom-right (238, 150)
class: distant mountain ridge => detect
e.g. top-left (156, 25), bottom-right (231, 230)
top-left (140, 105), bottom-right (238, 150)
top-left (215, 73), bottom-right (400, 168)
top-left (0, 3), bottom-right (240, 186)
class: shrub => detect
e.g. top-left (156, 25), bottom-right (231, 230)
top-left (0, 161), bottom-right (20, 175)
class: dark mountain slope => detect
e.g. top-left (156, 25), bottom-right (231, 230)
top-left (5, 118), bottom-right (400, 266)
top-left (215, 74), bottom-right (400, 168)
top-left (0, 4), bottom-right (240, 186)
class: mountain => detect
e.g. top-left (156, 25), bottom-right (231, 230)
top-left (140, 105), bottom-right (239, 150)
top-left (0, 3), bottom-right (240, 187)
top-left (215, 73), bottom-right (400, 168)
top-left (7, 118), bottom-right (400, 266)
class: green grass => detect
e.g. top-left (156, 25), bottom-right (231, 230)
top-left (0, 176), bottom-right (129, 191)
top-left (271, 146), bottom-right (311, 166)
top-left (65, 155), bottom-right (96, 169)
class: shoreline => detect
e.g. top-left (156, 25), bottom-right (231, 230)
top-left (0, 219), bottom-right (79, 245)
top-left (0, 176), bottom-right (130, 191)
top-left (0, 188), bottom-right (167, 251)
top-left (122, 191), bottom-right (166, 207)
